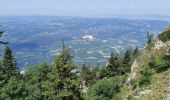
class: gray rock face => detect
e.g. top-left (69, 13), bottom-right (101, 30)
top-left (164, 94), bottom-right (170, 100)
top-left (151, 39), bottom-right (170, 50)
top-left (138, 90), bottom-right (152, 96)
top-left (164, 72), bottom-right (170, 100)
top-left (125, 60), bottom-right (139, 87)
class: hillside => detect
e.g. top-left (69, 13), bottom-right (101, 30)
top-left (123, 27), bottom-right (170, 100)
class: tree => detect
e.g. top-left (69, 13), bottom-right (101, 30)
top-left (0, 28), bottom-right (9, 45)
top-left (2, 46), bottom-right (19, 81)
top-left (0, 46), bottom-right (20, 98)
top-left (24, 63), bottom-right (51, 99)
top-left (0, 46), bottom-right (19, 90)
top-left (0, 30), bottom-right (4, 44)
top-left (0, 29), bottom-right (21, 99)
top-left (106, 53), bottom-right (121, 77)
top-left (81, 64), bottom-right (97, 87)
top-left (122, 49), bottom-right (132, 74)
top-left (146, 31), bottom-right (154, 44)
top-left (133, 47), bottom-right (139, 58)
top-left (0, 76), bottom-right (28, 100)
top-left (99, 67), bottom-right (107, 79)
top-left (48, 42), bottom-right (83, 100)
top-left (0, 61), bottom-right (4, 87)
top-left (93, 64), bottom-right (100, 80)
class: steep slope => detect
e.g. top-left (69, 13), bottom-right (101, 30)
top-left (124, 27), bottom-right (170, 100)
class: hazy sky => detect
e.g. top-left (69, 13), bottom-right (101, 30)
top-left (0, 0), bottom-right (170, 17)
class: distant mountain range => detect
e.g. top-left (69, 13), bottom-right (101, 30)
top-left (0, 16), bottom-right (170, 69)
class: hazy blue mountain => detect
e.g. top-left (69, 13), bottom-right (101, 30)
top-left (0, 16), bottom-right (170, 69)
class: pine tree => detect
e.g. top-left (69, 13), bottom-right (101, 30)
top-left (99, 67), bottom-right (107, 79)
top-left (0, 30), bottom-right (4, 44)
top-left (2, 46), bottom-right (19, 80)
top-left (81, 64), bottom-right (91, 86)
top-left (24, 63), bottom-right (51, 99)
top-left (122, 49), bottom-right (133, 74)
top-left (0, 76), bottom-right (28, 100)
top-left (0, 30), bottom-right (9, 45)
top-left (0, 30), bottom-right (7, 86)
top-left (146, 31), bottom-right (154, 44)
top-left (81, 64), bottom-right (97, 86)
top-left (106, 53), bottom-right (121, 77)
top-left (0, 61), bottom-right (4, 87)
top-left (106, 53), bottom-right (114, 77)
top-left (49, 42), bottom-right (83, 100)
top-left (93, 64), bottom-right (100, 80)
top-left (133, 47), bottom-right (139, 58)
top-left (0, 46), bottom-right (20, 99)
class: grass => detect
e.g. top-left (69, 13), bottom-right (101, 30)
top-left (158, 27), bottom-right (170, 42)
top-left (137, 69), bottom-right (170, 100)
top-left (124, 68), bottom-right (170, 100)
top-left (122, 38), bottom-right (170, 100)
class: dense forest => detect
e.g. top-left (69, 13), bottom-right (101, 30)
top-left (0, 27), bottom-right (170, 100)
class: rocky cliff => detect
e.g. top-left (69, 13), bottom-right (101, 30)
top-left (124, 27), bottom-right (170, 100)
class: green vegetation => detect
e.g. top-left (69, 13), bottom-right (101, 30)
top-left (0, 26), bottom-right (170, 100)
top-left (0, 30), bottom-right (9, 45)
top-left (81, 64), bottom-right (99, 87)
top-left (85, 76), bottom-right (126, 100)
top-left (122, 49), bottom-right (133, 74)
top-left (146, 31), bottom-right (154, 44)
top-left (158, 27), bottom-right (170, 42)
top-left (123, 28), bottom-right (170, 100)
top-left (139, 67), bottom-right (154, 87)
top-left (106, 53), bottom-right (122, 77)
top-left (0, 40), bottom-right (136, 99)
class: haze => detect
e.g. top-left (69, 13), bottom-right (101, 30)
top-left (0, 0), bottom-right (170, 17)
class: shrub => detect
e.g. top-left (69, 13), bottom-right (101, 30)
top-left (139, 67), bottom-right (154, 87)
top-left (148, 54), bottom-right (170, 73)
top-left (85, 76), bottom-right (126, 100)
top-left (127, 95), bottom-right (133, 100)
top-left (158, 27), bottom-right (170, 42)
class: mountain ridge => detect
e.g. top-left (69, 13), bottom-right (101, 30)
top-left (123, 27), bottom-right (170, 100)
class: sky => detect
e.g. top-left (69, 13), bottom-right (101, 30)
top-left (0, 0), bottom-right (170, 17)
